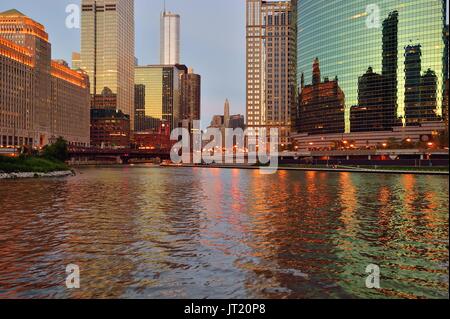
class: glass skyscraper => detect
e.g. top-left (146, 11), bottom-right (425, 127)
top-left (294, 0), bottom-right (448, 134)
top-left (134, 65), bottom-right (187, 131)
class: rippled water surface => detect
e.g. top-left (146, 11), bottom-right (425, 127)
top-left (0, 166), bottom-right (448, 299)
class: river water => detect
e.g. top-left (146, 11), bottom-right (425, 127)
top-left (0, 166), bottom-right (448, 299)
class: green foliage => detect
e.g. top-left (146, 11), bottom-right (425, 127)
top-left (0, 155), bottom-right (68, 173)
top-left (42, 137), bottom-right (69, 162)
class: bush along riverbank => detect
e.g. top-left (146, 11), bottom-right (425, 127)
top-left (0, 137), bottom-right (74, 179)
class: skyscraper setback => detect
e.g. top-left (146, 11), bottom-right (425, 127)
top-left (80, 0), bottom-right (135, 129)
top-left (160, 10), bottom-right (180, 65)
top-left (246, 0), bottom-right (296, 149)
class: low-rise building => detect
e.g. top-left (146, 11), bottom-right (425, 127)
top-left (90, 109), bottom-right (130, 148)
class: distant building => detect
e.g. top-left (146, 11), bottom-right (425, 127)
top-left (90, 109), bottom-right (130, 148)
top-left (208, 99), bottom-right (245, 130)
top-left (81, 0), bottom-right (135, 129)
top-left (209, 115), bottom-right (225, 129)
top-left (229, 115), bottom-right (246, 130)
top-left (181, 68), bottom-right (201, 123)
top-left (72, 52), bottom-right (81, 70)
top-left (160, 10), bottom-right (180, 65)
top-left (0, 9), bottom-right (90, 147)
top-left (134, 64), bottom-right (187, 131)
top-left (296, 2), bottom-right (446, 133)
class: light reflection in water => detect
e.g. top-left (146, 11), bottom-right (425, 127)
top-left (0, 167), bottom-right (448, 299)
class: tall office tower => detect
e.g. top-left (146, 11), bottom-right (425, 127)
top-left (0, 9), bottom-right (90, 147)
top-left (80, 0), bottom-right (135, 129)
top-left (224, 99), bottom-right (230, 128)
top-left (160, 10), bottom-right (180, 65)
top-left (295, 0), bottom-right (446, 137)
top-left (181, 68), bottom-right (201, 122)
top-left (246, 0), bottom-right (297, 149)
top-left (135, 65), bottom-right (187, 131)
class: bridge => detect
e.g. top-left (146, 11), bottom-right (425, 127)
top-left (68, 147), bottom-right (171, 164)
top-left (68, 147), bottom-right (449, 167)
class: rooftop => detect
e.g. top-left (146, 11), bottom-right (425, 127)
top-left (0, 9), bottom-right (26, 17)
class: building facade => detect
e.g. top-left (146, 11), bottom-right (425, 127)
top-left (90, 108), bottom-right (130, 148)
top-left (50, 61), bottom-right (91, 146)
top-left (294, 0), bottom-right (447, 139)
top-left (0, 9), bottom-right (90, 148)
top-left (246, 0), bottom-right (297, 149)
top-left (180, 68), bottom-right (201, 122)
top-left (134, 64), bottom-right (187, 132)
top-left (80, 0), bottom-right (135, 129)
top-left (132, 121), bottom-right (172, 151)
top-left (160, 10), bottom-right (180, 65)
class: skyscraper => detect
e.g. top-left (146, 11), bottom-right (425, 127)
top-left (80, 0), bottom-right (135, 129)
top-left (134, 65), bottom-right (187, 131)
top-left (295, 0), bottom-right (446, 135)
top-left (160, 10), bottom-right (180, 65)
top-left (246, 0), bottom-right (297, 149)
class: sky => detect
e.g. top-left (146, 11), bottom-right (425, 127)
top-left (0, 0), bottom-right (246, 128)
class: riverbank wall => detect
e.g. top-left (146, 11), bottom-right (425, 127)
top-left (173, 164), bottom-right (449, 176)
top-left (0, 171), bottom-right (74, 180)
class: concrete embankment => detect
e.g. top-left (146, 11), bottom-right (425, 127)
top-left (0, 170), bottom-right (74, 180)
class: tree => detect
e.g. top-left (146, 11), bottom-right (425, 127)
top-left (42, 137), bottom-right (69, 162)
